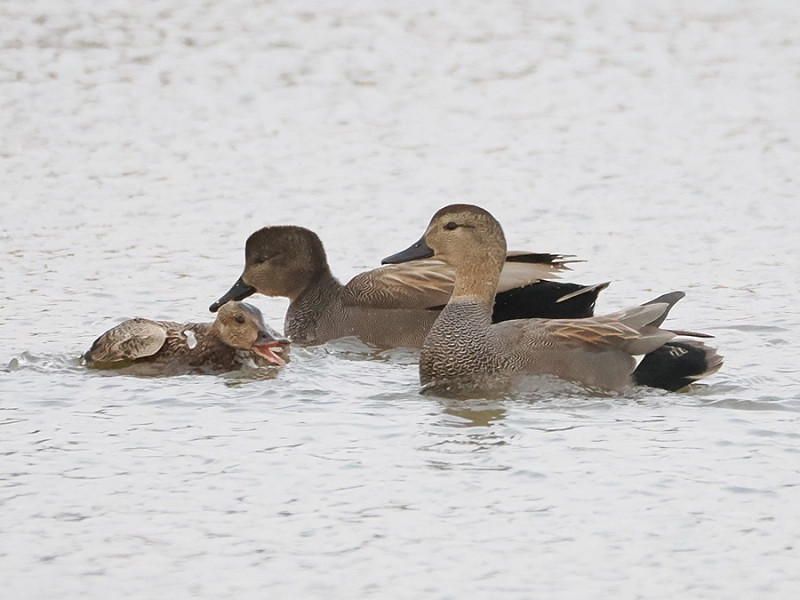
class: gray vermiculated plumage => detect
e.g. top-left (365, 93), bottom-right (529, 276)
top-left (421, 301), bottom-right (499, 383)
top-left (421, 296), bottom-right (680, 392)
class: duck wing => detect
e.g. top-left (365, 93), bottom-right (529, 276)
top-left (343, 259), bottom-right (455, 309)
top-left (497, 252), bottom-right (578, 292)
top-left (492, 280), bottom-right (609, 321)
top-left (85, 318), bottom-right (168, 363)
top-left (344, 252), bottom-right (580, 310)
top-left (539, 311), bottom-right (674, 355)
top-left (498, 292), bottom-right (685, 357)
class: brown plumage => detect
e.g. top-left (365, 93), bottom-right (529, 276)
top-left (209, 225), bottom-right (607, 348)
top-left (384, 204), bottom-right (722, 395)
top-left (84, 302), bottom-right (289, 376)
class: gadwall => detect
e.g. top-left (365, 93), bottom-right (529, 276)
top-left (383, 204), bottom-right (722, 395)
top-left (84, 302), bottom-right (289, 375)
top-left (209, 226), bottom-right (608, 348)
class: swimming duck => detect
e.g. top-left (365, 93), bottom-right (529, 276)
top-left (209, 225), bottom-right (608, 348)
top-left (383, 204), bottom-right (722, 395)
top-left (84, 301), bottom-right (289, 375)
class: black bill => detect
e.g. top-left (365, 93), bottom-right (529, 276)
top-left (209, 277), bottom-right (256, 312)
top-left (381, 236), bottom-right (433, 264)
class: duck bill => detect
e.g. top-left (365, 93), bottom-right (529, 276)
top-left (209, 277), bottom-right (256, 312)
top-left (252, 330), bottom-right (290, 366)
top-left (381, 236), bottom-right (434, 264)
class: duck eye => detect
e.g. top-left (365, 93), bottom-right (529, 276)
top-left (444, 221), bottom-right (459, 231)
top-left (234, 315), bottom-right (246, 324)
top-left (254, 252), bottom-right (280, 265)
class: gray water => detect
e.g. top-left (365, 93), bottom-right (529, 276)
top-left (2, 1), bottom-right (800, 598)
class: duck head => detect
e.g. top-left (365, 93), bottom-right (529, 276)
top-left (213, 301), bottom-right (290, 366)
top-left (383, 205), bottom-right (508, 303)
top-left (210, 226), bottom-right (328, 312)
top-left (383, 204), bottom-right (507, 270)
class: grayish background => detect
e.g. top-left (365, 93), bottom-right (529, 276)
top-left (2, 1), bottom-right (799, 598)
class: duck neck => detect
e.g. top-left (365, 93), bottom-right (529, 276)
top-left (293, 267), bottom-right (343, 306)
top-left (426, 254), bottom-right (501, 347)
top-left (450, 256), bottom-right (503, 309)
top-left (286, 268), bottom-right (344, 341)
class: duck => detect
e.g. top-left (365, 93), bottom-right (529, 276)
top-left (84, 301), bottom-right (289, 375)
top-left (209, 225), bottom-right (608, 348)
top-left (382, 204), bottom-right (723, 395)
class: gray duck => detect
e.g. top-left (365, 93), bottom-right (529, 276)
top-left (383, 204), bottom-right (723, 395)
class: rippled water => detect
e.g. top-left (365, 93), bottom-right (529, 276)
top-left (2, 1), bottom-right (800, 598)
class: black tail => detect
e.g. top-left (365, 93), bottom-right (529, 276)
top-left (633, 340), bottom-right (723, 391)
top-left (491, 280), bottom-right (608, 322)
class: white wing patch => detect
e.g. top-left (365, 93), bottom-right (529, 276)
top-left (184, 330), bottom-right (198, 349)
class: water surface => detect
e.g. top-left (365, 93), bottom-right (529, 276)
top-left (2, 1), bottom-right (799, 598)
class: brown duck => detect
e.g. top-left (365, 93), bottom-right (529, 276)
top-left (209, 226), bottom-right (608, 348)
top-left (383, 204), bottom-right (723, 395)
top-left (85, 301), bottom-right (289, 375)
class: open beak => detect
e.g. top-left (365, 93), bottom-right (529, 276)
top-left (209, 277), bottom-right (256, 312)
top-left (251, 329), bottom-right (290, 367)
top-left (381, 235), bottom-right (434, 264)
